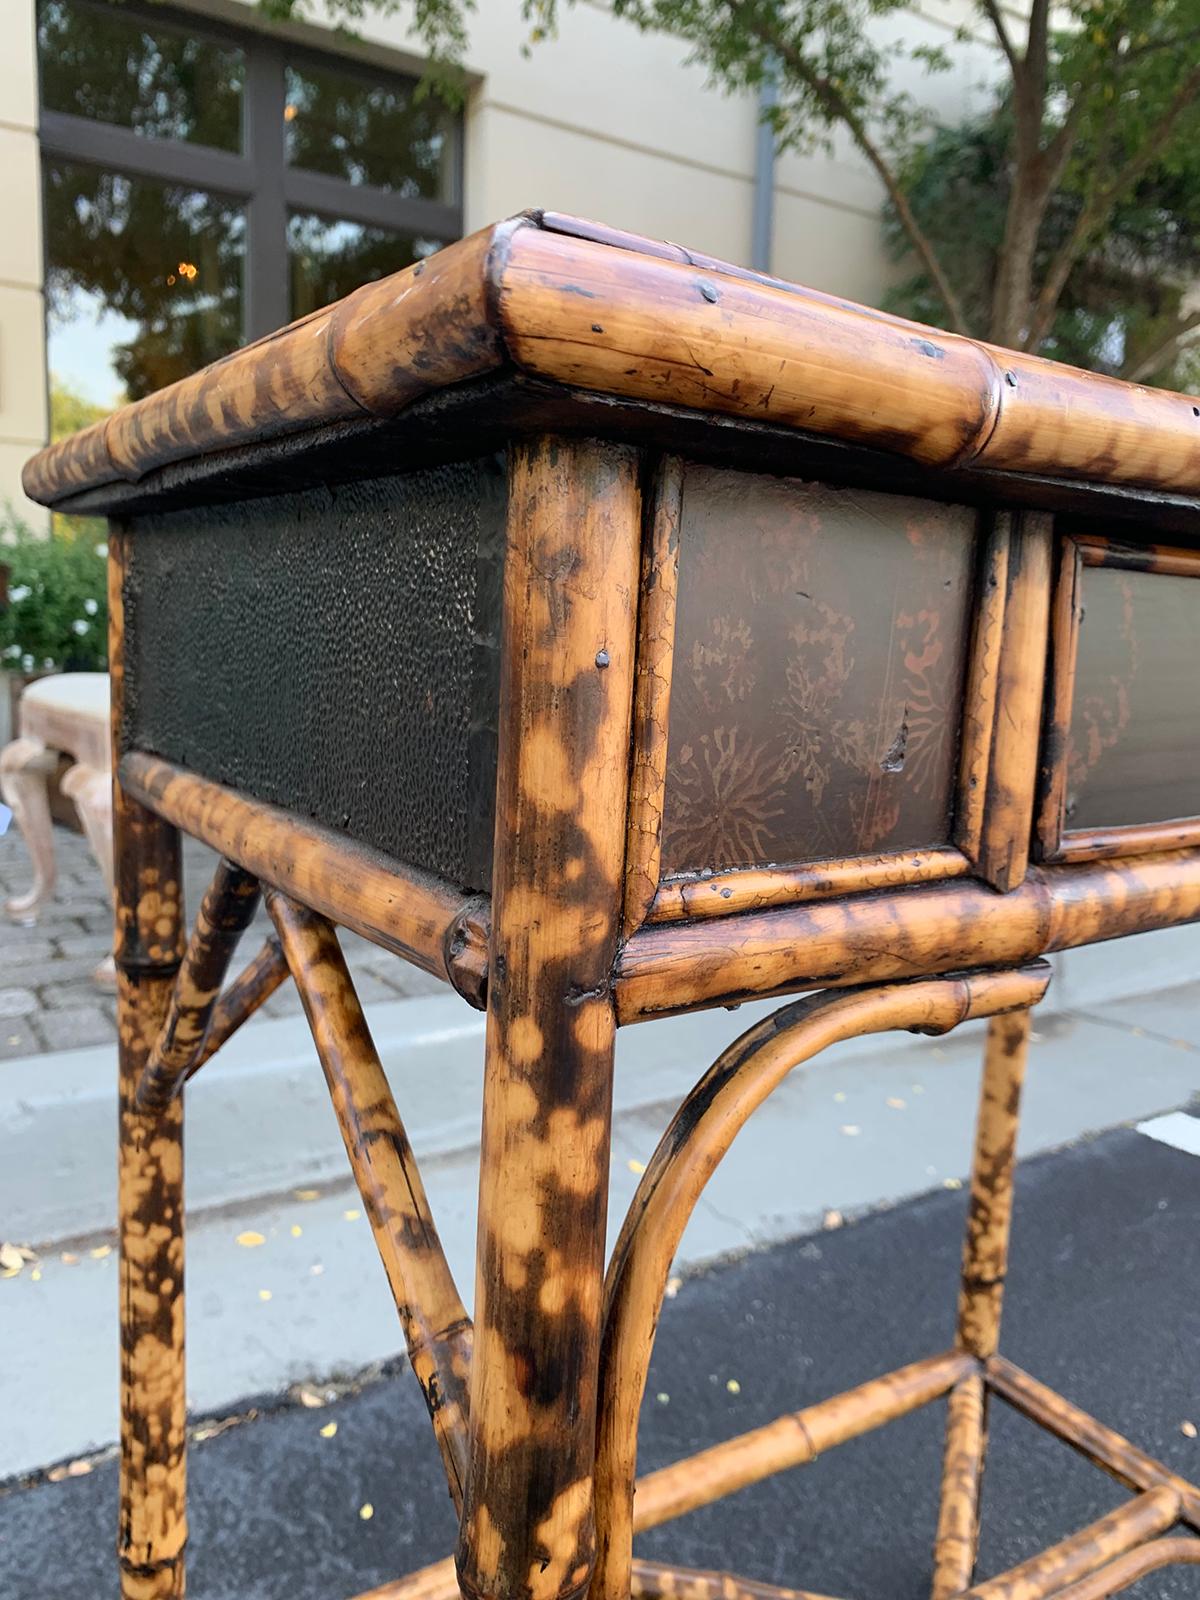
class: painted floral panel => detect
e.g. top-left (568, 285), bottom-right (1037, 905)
top-left (1066, 564), bottom-right (1200, 830)
top-left (661, 466), bottom-right (977, 874)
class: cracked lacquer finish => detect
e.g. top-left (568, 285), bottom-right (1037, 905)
top-left (267, 891), bottom-right (473, 1507)
top-left (137, 859), bottom-right (261, 1111)
top-left (111, 529), bottom-right (188, 1600)
top-left (457, 437), bottom-right (640, 1600)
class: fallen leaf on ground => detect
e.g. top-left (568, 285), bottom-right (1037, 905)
top-left (840, 1125), bottom-right (860, 1137)
top-left (66, 1459), bottom-right (92, 1478)
top-left (320, 1421), bottom-right (338, 1438)
top-left (656, 1393), bottom-right (670, 1405)
top-left (886, 1097), bottom-right (906, 1110)
top-left (943, 1177), bottom-right (963, 1191)
top-left (0, 1243), bottom-right (24, 1272)
top-left (627, 1159), bottom-right (645, 1175)
top-left (293, 1188), bottom-right (320, 1202)
top-left (258, 1288), bottom-right (272, 1302)
top-left (343, 1209), bottom-right (362, 1223)
top-left (726, 1379), bottom-right (741, 1395)
top-left (359, 1503), bottom-right (374, 1521)
top-left (60, 1253), bottom-right (79, 1265)
top-left (822, 1209), bottom-right (844, 1230)
top-left (664, 1276), bottom-right (682, 1299)
top-left (236, 1231), bottom-right (265, 1249)
top-left (89, 1245), bottom-right (111, 1260)
top-left (1182, 1420), bottom-right (1197, 1439)
top-left (297, 1388), bottom-right (326, 1409)
top-left (290, 1225), bottom-right (303, 1238)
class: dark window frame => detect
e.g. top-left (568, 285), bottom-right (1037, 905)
top-left (37, 0), bottom-right (464, 342)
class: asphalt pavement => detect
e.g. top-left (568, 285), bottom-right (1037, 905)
top-left (2, 1119), bottom-right (1197, 1600)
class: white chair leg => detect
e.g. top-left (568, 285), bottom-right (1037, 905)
top-left (61, 761), bottom-right (116, 987)
top-left (0, 736), bottom-right (60, 923)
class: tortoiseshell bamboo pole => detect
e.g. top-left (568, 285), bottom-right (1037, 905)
top-left (119, 752), bottom-right (489, 1005)
top-left (627, 1564), bottom-right (844, 1600)
top-left (933, 1006), bottom-right (1035, 1593)
top-left (184, 933), bottom-right (288, 1080)
top-left (591, 965), bottom-right (1051, 1600)
top-left (1048, 1538), bottom-right (1200, 1599)
top-left (932, 1372), bottom-right (988, 1600)
top-left (961, 1487), bottom-right (1180, 1600)
top-left (136, 859), bottom-right (261, 1111)
top-left (986, 1358), bottom-right (1200, 1529)
top-left (457, 437), bottom-right (641, 1600)
top-left (631, 1350), bottom-right (974, 1532)
top-left (958, 1010), bottom-right (1031, 1358)
top-left (266, 890), bottom-right (472, 1507)
top-left (355, 1559), bottom-right (848, 1600)
top-left (111, 529), bottom-right (189, 1600)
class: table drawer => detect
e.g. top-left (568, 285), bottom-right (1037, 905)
top-left (121, 456), bottom-right (506, 892)
top-left (1040, 536), bottom-right (1200, 861)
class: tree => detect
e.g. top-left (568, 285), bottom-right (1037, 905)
top-left (263, 0), bottom-right (1200, 364)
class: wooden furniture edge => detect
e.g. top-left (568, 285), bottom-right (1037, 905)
top-left (612, 846), bottom-right (1200, 1020)
top-left (119, 751), bottom-right (490, 1004)
top-left (25, 212), bottom-right (1200, 507)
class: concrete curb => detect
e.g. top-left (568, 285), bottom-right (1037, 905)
top-left (3, 922), bottom-right (1199, 1248)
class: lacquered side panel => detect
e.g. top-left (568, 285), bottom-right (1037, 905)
top-left (660, 466), bottom-right (976, 874)
top-left (1066, 562), bottom-right (1200, 831)
top-left (122, 457), bottom-right (505, 891)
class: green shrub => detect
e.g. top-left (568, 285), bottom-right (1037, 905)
top-left (0, 509), bottom-right (107, 674)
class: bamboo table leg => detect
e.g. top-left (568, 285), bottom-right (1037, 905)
top-left (456, 437), bottom-right (641, 1600)
top-left (111, 531), bottom-right (189, 1599)
top-left (933, 1006), bottom-right (1034, 1596)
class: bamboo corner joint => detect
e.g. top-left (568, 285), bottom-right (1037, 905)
top-left (25, 209), bottom-right (1200, 1600)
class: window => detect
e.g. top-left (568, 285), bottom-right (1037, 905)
top-left (37, 0), bottom-right (461, 432)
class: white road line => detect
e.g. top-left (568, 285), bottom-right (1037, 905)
top-left (1136, 1110), bottom-right (1200, 1158)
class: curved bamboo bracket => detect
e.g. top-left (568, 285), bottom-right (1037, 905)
top-left (591, 963), bottom-right (1052, 1600)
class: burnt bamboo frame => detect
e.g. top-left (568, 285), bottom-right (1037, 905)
top-left (1037, 534), bottom-right (1200, 865)
top-left (52, 214), bottom-right (1199, 1600)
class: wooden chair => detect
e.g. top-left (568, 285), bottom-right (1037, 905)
top-left (22, 211), bottom-right (1200, 1600)
top-left (0, 671), bottom-right (114, 984)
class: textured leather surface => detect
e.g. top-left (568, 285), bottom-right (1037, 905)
top-left (122, 456), bottom-right (505, 890)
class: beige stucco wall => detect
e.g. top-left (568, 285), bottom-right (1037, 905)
top-left (0, 0), bottom-right (1000, 514)
top-left (0, 1), bottom-right (46, 522)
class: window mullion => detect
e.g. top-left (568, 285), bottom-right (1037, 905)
top-left (245, 39), bottom-right (290, 341)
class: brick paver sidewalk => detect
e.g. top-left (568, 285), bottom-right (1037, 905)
top-left (0, 823), bottom-right (444, 1058)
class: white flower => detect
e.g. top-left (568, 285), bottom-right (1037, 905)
top-left (72, 619), bottom-right (89, 636)
top-left (3, 644), bottom-right (21, 660)
top-left (94, 543), bottom-right (108, 558)
top-left (8, 585), bottom-right (31, 603)
top-left (42, 658), bottom-right (53, 669)
top-left (83, 598), bottom-right (98, 616)
top-left (21, 654), bottom-right (33, 672)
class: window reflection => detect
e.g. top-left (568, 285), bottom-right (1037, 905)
top-left (44, 160), bottom-right (244, 408)
top-left (288, 213), bottom-right (445, 320)
top-left (38, 0), bottom-right (244, 153)
top-left (284, 61), bottom-right (451, 199)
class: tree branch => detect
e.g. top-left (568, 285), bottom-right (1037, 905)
top-left (978, 0), bottom-right (1020, 76)
top-left (719, 0), bottom-right (972, 334)
top-left (1025, 61), bottom-right (1200, 349)
top-left (1121, 309), bottom-right (1200, 385)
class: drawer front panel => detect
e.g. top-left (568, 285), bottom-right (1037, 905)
top-left (1067, 563), bottom-right (1200, 831)
top-left (122, 457), bottom-right (505, 890)
top-left (661, 465), bottom-right (976, 875)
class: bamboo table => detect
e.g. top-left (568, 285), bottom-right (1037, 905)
top-left (24, 211), bottom-right (1200, 1600)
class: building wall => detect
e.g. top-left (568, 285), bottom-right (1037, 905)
top-left (0, 0), bottom-right (999, 514)
top-left (0, 2), bottom-right (47, 522)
